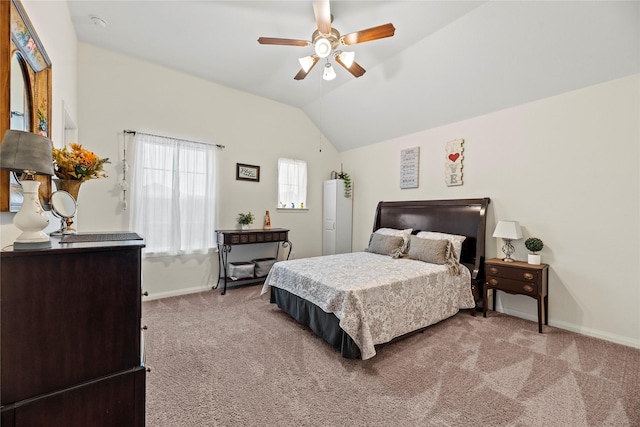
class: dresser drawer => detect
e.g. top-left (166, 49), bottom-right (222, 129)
top-left (486, 276), bottom-right (539, 295)
top-left (485, 264), bottom-right (540, 282)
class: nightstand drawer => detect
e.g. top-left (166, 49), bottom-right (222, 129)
top-left (486, 276), bottom-right (539, 295)
top-left (486, 264), bottom-right (540, 282)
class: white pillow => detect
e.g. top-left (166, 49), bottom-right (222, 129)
top-left (375, 227), bottom-right (413, 252)
top-left (416, 231), bottom-right (466, 262)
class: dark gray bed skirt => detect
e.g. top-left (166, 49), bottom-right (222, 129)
top-left (270, 286), bottom-right (361, 359)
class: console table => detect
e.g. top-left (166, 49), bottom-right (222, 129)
top-left (216, 228), bottom-right (291, 295)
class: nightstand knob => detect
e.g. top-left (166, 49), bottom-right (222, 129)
top-left (489, 267), bottom-right (498, 274)
top-left (523, 284), bottom-right (534, 293)
top-left (523, 273), bottom-right (534, 280)
top-left (488, 278), bottom-right (498, 286)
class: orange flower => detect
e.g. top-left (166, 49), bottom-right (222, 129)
top-left (52, 143), bottom-right (110, 182)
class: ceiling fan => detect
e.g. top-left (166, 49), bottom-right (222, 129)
top-left (257, 0), bottom-right (395, 81)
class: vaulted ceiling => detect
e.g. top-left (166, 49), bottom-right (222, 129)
top-left (68, 1), bottom-right (639, 152)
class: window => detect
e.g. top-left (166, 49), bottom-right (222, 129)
top-left (278, 157), bottom-right (307, 209)
top-left (130, 133), bottom-right (216, 255)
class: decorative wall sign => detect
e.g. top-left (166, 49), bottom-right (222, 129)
top-left (400, 147), bottom-right (420, 189)
top-left (236, 163), bottom-right (260, 182)
top-left (445, 139), bottom-right (464, 186)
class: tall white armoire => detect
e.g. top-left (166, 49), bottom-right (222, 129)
top-left (323, 179), bottom-right (353, 255)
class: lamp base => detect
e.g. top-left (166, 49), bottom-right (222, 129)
top-left (12, 179), bottom-right (51, 249)
top-left (500, 239), bottom-right (516, 263)
top-left (14, 240), bottom-right (52, 251)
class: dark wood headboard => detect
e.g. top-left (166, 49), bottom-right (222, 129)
top-left (373, 198), bottom-right (491, 302)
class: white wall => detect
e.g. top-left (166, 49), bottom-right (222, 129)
top-left (340, 74), bottom-right (640, 348)
top-left (76, 44), bottom-right (340, 299)
top-left (0, 0), bottom-right (78, 244)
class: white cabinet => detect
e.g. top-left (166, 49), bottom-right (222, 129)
top-left (323, 179), bottom-right (353, 255)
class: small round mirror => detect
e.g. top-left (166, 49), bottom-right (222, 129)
top-left (51, 191), bottom-right (77, 217)
top-left (50, 191), bottom-right (77, 235)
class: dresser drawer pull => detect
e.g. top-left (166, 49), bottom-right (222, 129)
top-left (523, 272), bottom-right (534, 280)
top-left (489, 267), bottom-right (498, 274)
top-left (488, 278), bottom-right (498, 286)
top-left (523, 284), bottom-right (534, 293)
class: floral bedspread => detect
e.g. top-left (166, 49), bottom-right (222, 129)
top-left (261, 252), bottom-right (474, 360)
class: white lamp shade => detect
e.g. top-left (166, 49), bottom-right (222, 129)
top-left (337, 51), bottom-right (355, 68)
top-left (322, 63), bottom-right (336, 81)
top-left (492, 220), bottom-right (523, 240)
top-left (298, 55), bottom-right (315, 73)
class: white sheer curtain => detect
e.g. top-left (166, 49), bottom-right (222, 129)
top-left (278, 157), bottom-right (307, 208)
top-left (130, 133), bottom-right (216, 256)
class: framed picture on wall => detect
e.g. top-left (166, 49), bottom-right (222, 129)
top-left (236, 163), bottom-right (260, 182)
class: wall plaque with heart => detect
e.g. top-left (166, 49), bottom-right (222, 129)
top-left (445, 139), bottom-right (464, 186)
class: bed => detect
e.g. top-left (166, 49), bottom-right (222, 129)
top-left (261, 198), bottom-right (490, 359)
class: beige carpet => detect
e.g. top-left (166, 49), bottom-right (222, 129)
top-left (143, 285), bottom-right (639, 426)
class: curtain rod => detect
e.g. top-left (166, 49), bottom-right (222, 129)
top-left (124, 130), bottom-right (225, 149)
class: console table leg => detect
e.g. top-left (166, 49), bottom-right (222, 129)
top-left (544, 295), bottom-right (549, 325)
top-left (219, 244), bottom-right (231, 295)
top-left (284, 240), bottom-right (292, 260)
top-left (483, 286), bottom-right (488, 318)
top-left (538, 297), bottom-right (543, 333)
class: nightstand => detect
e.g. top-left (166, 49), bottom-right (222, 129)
top-left (483, 258), bottom-right (549, 333)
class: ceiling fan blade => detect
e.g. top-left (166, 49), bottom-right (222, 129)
top-left (335, 57), bottom-right (366, 78)
top-left (340, 23), bottom-right (396, 45)
top-left (294, 55), bottom-right (320, 80)
top-left (313, 0), bottom-right (332, 34)
top-left (257, 37), bottom-right (310, 47)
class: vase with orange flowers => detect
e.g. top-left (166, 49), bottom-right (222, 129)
top-left (51, 143), bottom-right (110, 200)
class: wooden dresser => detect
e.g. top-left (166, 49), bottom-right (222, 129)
top-left (0, 237), bottom-right (146, 426)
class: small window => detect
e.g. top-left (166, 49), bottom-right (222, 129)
top-left (278, 158), bottom-right (307, 209)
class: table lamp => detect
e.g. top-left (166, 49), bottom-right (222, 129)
top-left (0, 130), bottom-right (55, 250)
top-left (492, 220), bottom-right (522, 262)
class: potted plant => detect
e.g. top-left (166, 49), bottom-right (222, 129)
top-left (338, 171), bottom-right (352, 198)
top-left (525, 237), bottom-right (544, 265)
top-left (237, 212), bottom-right (254, 231)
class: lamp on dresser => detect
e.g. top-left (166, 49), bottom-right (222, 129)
top-left (492, 220), bottom-right (522, 262)
top-left (0, 130), bottom-right (54, 250)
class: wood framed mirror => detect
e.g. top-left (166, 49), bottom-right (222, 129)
top-left (0, 0), bottom-right (52, 212)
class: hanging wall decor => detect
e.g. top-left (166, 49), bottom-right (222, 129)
top-left (445, 139), bottom-right (464, 186)
top-left (1, 0), bottom-right (53, 212)
top-left (400, 146), bottom-right (420, 189)
top-left (236, 163), bottom-right (260, 182)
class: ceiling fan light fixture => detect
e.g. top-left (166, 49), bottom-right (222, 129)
top-left (336, 50), bottom-right (355, 68)
top-left (323, 63), bottom-right (336, 81)
top-left (314, 38), bottom-right (332, 58)
top-left (298, 55), bottom-right (316, 73)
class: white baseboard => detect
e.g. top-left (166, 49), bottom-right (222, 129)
top-left (143, 285), bottom-right (214, 301)
top-left (498, 307), bottom-right (640, 349)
